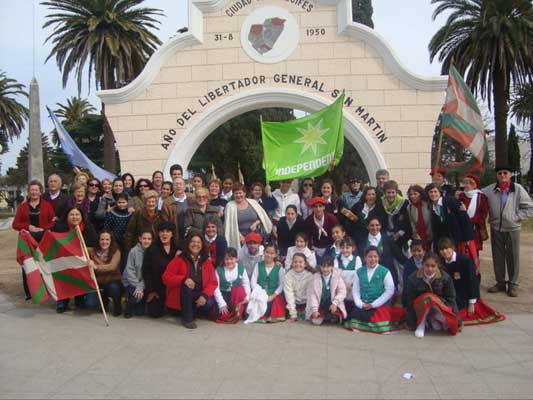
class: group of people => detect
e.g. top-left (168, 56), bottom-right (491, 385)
top-left (12, 162), bottom-right (533, 337)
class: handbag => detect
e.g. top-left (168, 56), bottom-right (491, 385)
top-left (479, 222), bottom-right (489, 242)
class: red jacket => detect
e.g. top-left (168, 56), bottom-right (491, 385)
top-left (12, 200), bottom-right (56, 231)
top-left (162, 255), bottom-right (218, 310)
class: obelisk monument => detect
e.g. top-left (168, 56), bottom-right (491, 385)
top-left (28, 77), bottom-right (44, 184)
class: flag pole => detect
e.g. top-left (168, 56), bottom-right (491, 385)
top-left (260, 114), bottom-right (270, 189)
top-left (434, 114), bottom-right (444, 171)
top-left (76, 225), bottom-right (109, 326)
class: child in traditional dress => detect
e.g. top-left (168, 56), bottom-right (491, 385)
top-left (284, 253), bottom-right (315, 321)
top-left (250, 243), bottom-right (286, 322)
top-left (213, 247), bottom-right (251, 324)
top-left (306, 256), bottom-right (347, 325)
top-left (122, 230), bottom-right (153, 318)
top-left (284, 232), bottom-right (317, 271)
top-left (334, 237), bottom-right (362, 314)
top-left (327, 224), bottom-right (346, 258)
top-left (401, 239), bottom-right (425, 307)
top-left (438, 238), bottom-right (504, 326)
top-left (204, 217), bottom-right (227, 267)
top-left (404, 252), bottom-right (460, 338)
top-left (346, 246), bottom-right (404, 334)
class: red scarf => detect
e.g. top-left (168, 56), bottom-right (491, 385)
top-left (498, 181), bottom-right (511, 192)
top-left (413, 202), bottom-right (428, 242)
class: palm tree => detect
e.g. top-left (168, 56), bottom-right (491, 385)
top-left (429, 0), bottom-right (533, 166)
top-left (42, 0), bottom-right (163, 172)
top-left (511, 82), bottom-right (533, 192)
top-left (55, 96), bottom-right (96, 126)
top-left (50, 96), bottom-right (97, 145)
top-left (0, 70), bottom-right (29, 143)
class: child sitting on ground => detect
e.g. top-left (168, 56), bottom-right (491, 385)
top-left (306, 255), bottom-right (347, 325)
top-left (122, 230), bottom-right (153, 318)
top-left (284, 253), bottom-right (315, 321)
top-left (213, 247), bottom-right (251, 323)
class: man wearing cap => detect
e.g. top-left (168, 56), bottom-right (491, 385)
top-left (483, 165), bottom-right (533, 297)
top-left (430, 167), bottom-right (455, 197)
top-left (341, 177), bottom-right (363, 210)
top-left (238, 232), bottom-right (264, 278)
top-left (304, 197), bottom-right (339, 260)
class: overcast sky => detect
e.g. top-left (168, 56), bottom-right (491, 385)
top-left (0, 0), bottom-right (447, 172)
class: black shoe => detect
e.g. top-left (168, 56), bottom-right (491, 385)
top-left (182, 321), bottom-right (197, 329)
top-left (124, 312), bottom-right (132, 319)
top-left (56, 306), bottom-right (66, 314)
top-left (25, 295), bottom-right (32, 301)
top-left (112, 298), bottom-right (122, 317)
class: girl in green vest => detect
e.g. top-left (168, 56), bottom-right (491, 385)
top-left (306, 256), bottom-right (347, 325)
top-left (345, 246), bottom-right (405, 334)
top-left (327, 224), bottom-right (346, 259)
top-left (250, 243), bottom-right (286, 322)
top-left (213, 247), bottom-right (251, 324)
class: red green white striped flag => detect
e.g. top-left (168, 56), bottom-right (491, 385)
top-left (440, 66), bottom-right (487, 173)
top-left (16, 231), bottom-right (50, 304)
top-left (16, 229), bottom-right (96, 302)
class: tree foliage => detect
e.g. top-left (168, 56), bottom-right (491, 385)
top-left (428, 0), bottom-right (533, 166)
top-left (42, 0), bottom-right (163, 92)
top-left (0, 70), bottom-right (29, 143)
top-left (508, 124), bottom-right (522, 180)
top-left (510, 81), bottom-right (533, 192)
top-left (352, 0), bottom-right (374, 28)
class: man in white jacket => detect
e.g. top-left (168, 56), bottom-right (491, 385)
top-left (272, 179), bottom-right (301, 221)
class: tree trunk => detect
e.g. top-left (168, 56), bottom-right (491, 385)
top-left (101, 103), bottom-right (117, 174)
top-left (492, 66), bottom-right (509, 167)
top-left (529, 118), bottom-right (533, 194)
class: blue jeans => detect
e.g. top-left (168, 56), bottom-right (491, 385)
top-left (126, 285), bottom-right (146, 316)
top-left (85, 281), bottom-right (122, 309)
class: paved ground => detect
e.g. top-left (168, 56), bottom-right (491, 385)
top-left (1, 228), bottom-right (533, 399)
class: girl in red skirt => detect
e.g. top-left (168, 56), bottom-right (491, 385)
top-left (404, 252), bottom-right (460, 338)
top-left (250, 243), bottom-right (286, 322)
top-left (438, 238), bottom-right (505, 326)
top-left (213, 247), bottom-right (251, 323)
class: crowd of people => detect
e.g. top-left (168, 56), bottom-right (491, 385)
top-left (12, 163), bottom-right (533, 337)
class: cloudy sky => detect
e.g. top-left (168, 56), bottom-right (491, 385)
top-left (0, 0), bottom-right (447, 173)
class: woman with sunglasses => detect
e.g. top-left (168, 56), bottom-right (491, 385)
top-left (132, 179), bottom-right (153, 211)
top-left (299, 178), bottom-right (315, 219)
top-left (86, 178), bottom-right (103, 231)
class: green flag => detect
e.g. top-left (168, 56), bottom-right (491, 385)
top-left (261, 93), bottom-right (345, 181)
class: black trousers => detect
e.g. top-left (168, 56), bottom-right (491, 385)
top-left (180, 283), bottom-right (213, 323)
top-left (146, 295), bottom-right (165, 318)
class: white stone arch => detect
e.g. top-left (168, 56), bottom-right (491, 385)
top-left (164, 88), bottom-right (387, 184)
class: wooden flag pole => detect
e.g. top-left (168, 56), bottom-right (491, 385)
top-left (76, 225), bottom-right (109, 326)
top-left (260, 114), bottom-right (270, 188)
top-left (434, 115), bottom-right (444, 171)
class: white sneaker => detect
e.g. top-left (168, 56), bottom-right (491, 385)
top-left (414, 327), bottom-right (425, 338)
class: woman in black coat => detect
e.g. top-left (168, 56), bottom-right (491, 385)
top-left (142, 221), bottom-right (178, 318)
top-left (52, 205), bottom-right (98, 313)
top-left (346, 186), bottom-right (386, 256)
top-left (274, 205), bottom-right (306, 257)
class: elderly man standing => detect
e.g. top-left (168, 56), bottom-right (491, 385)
top-left (43, 174), bottom-right (68, 219)
top-left (483, 165), bottom-right (533, 297)
top-left (161, 176), bottom-right (191, 240)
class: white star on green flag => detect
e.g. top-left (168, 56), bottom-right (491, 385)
top-left (293, 119), bottom-right (329, 156)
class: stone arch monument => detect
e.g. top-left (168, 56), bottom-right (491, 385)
top-left (98, 0), bottom-right (447, 185)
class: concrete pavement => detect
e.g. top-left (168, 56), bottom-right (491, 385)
top-left (1, 292), bottom-right (532, 399)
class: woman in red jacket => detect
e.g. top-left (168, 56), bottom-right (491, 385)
top-left (12, 180), bottom-right (56, 300)
top-left (12, 180), bottom-right (56, 241)
top-left (162, 232), bottom-right (218, 329)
